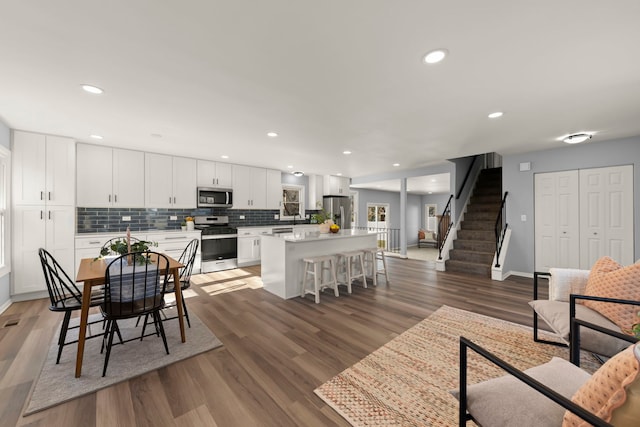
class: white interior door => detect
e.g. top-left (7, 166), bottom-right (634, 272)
top-left (579, 165), bottom-right (634, 268)
top-left (534, 170), bottom-right (580, 271)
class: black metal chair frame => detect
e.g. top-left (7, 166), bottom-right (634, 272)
top-left (532, 271), bottom-right (640, 356)
top-left (459, 317), bottom-right (638, 427)
top-left (39, 248), bottom-right (105, 364)
top-left (100, 251), bottom-right (170, 377)
top-left (161, 239), bottom-right (199, 327)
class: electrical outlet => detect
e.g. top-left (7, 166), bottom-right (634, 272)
top-left (122, 216), bottom-right (131, 221)
top-left (170, 215), bottom-right (177, 220)
top-left (239, 215), bottom-right (245, 220)
top-left (521, 214), bottom-right (527, 222)
top-left (274, 214), bottom-right (279, 219)
top-left (305, 214), bottom-right (310, 219)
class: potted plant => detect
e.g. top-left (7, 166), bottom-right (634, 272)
top-left (98, 238), bottom-right (158, 265)
top-left (311, 207), bottom-right (333, 233)
top-left (181, 221), bottom-right (187, 231)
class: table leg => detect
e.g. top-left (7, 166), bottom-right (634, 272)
top-left (172, 267), bottom-right (186, 342)
top-left (75, 280), bottom-right (94, 378)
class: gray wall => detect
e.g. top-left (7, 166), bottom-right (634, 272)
top-left (0, 120), bottom-right (10, 310)
top-left (503, 136), bottom-right (640, 275)
top-left (354, 188), bottom-right (422, 245)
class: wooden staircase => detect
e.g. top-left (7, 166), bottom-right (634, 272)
top-left (446, 167), bottom-right (502, 277)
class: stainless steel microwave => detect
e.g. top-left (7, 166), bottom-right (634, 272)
top-left (197, 187), bottom-right (233, 208)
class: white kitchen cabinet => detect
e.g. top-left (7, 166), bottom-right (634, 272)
top-left (12, 131), bottom-right (75, 206)
top-left (74, 231), bottom-right (147, 274)
top-left (323, 175), bottom-right (351, 196)
top-left (146, 231), bottom-right (202, 273)
top-left (237, 227), bottom-right (272, 266)
top-left (308, 174), bottom-right (324, 209)
top-left (197, 160), bottom-right (233, 188)
top-left (77, 144), bottom-right (145, 207)
top-left (12, 205), bottom-right (75, 295)
top-left (145, 153), bottom-right (197, 208)
top-left (232, 165), bottom-right (267, 209)
top-left (266, 169), bottom-right (282, 210)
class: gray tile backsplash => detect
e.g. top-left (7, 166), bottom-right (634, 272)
top-left (76, 207), bottom-right (317, 233)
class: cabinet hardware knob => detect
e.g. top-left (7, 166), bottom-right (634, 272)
top-left (114, 194), bottom-right (118, 203)
top-left (48, 192), bottom-right (51, 200)
top-left (109, 194), bottom-right (111, 202)
top-left (41, 191), bottom-right (44, 200)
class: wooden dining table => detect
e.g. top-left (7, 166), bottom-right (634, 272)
top-left (74, 254), bottom-right (185, 378)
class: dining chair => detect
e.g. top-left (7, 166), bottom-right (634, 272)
top-left (161, 238), bottom-right (199, 327)
top-left (100, 251), bottom-right (170, 376)
top-left (38, 248), bottom-right (105, 364)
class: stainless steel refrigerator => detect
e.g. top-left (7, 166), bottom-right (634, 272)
top-left (323, 196), bottom-right (352, 229)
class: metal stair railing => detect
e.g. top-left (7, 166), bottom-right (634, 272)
top-left (437, 195), bottom-right (453, 260)
top-left (494, 191), bottom-right (508, 268)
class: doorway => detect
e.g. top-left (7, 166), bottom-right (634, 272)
top-left (367, 203), bottom-right (389, 249)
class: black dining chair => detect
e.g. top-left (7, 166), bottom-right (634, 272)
top-left (162, 238), bottom-right (199, 327)
top-left (38, 248), bottom-right (105, 364)
top-left (100, 251), bottom-right (170, 377)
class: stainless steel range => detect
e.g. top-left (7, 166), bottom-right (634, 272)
top-left (194, 215), bottom-right (238, 272)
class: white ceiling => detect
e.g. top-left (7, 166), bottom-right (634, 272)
top-left (1, 1), bottom-right (640, 179)
top-left (351, 173), bottom-right (450, 195)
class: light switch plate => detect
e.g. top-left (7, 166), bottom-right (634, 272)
top-left (521, 214), bottom-right (527, 222)
top-left (274, 214), bottom-right (279, 219)
top-left (239, 215), bottom-right (245, 220)
top-left (519, 162), bottom-right (531, 171)
top-left (122, 216), bottom-right (131, 221)
top-left (170, 215), bottom-right (177, 220)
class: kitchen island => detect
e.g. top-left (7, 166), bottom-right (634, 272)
top-left (261, 229), bottom-right (377, 299)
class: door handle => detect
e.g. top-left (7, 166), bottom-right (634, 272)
top-left (40, 210), bottom-right (43, 220)
top-left (109, 194), bottom-right (111, 203)
top-left (173, 197), bottom-right (176, 204)
top-left (48, 192), bottom-right (51, 200)
top-left (41, 191), bottom-right (44, 201)
top-left (114, 194), bottom-right (118, 203)
top-left (48, 210), bottom-right (51, 220)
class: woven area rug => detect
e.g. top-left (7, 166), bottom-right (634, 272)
top-left (315, 305), bottom-right (600, 426)
top-left (24, 311), bottom-right (222, 415)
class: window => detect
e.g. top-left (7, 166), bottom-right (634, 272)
top-left (0, 145), bottom-right (10, 277)
top-left (280, 185), bottom-right (305, 220)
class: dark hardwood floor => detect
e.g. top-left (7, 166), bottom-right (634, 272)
top-left (0, 258), bottom-right (541, 426)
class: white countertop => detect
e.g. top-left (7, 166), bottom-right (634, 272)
top-left (236, 224), bottom-right (319, 230)
top-left (264, 228), bottom-right (374, 242)
top-left (76, 229), bottom-right (201, 237)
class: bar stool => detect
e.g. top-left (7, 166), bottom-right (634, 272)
top-left (363, 247), bottom-right (389, 286)
top-left (301, 255), bottom-right (339, 304)
top-left (337, 250), bottom-right (367, 290)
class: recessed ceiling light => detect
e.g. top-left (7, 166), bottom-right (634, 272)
top-left (423, 49), bottom-right (448, 64)
top-left (292, 171), bottom-right (304, 177)
top-left (336, 173), bottom-right (343, 176)
top-left (393, 163), bottom-right (400, 167)
top-left (431, 179), bottom-right (436, 182)
top-left (343, 150), bottom-right (352, 155)
top-left (563, 133), bottom-right (592, 144)
top-left (428, 192), bottom-right (433, 194)
top-left (151, 133), bottom-right (162, 138)
top-left (287, 165), bottom-right (293, 169)
top-left (81, 84), bottom-right (104, 94)
top-left (267, 132), bottom-right (278, 137)
top-left (90, 134), bottom-right (103, 140)
top-left (488, 112), bottom-right (503, 119)
top-left (221, 155), bottom-right (229, 159)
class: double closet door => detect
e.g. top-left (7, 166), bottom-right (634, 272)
top-left (534, 165), bottom-right (634, 272)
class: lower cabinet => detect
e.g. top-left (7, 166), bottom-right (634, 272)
top-left (146, 231), bottom-right (202, 274)
top-left (237, 227), bottom-right (272, 267)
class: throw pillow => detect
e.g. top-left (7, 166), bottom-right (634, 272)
top-left (583, 256), bottom-right (640, 333)
top-left (418, 230), bottom-right (425, 240)
top-left (562, 343), bottom-right (640, 427)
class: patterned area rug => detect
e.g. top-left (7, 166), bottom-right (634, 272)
top-left (24, 311), bottom-right (222, 415)
top-left (315, 305), bottom-right (600, 426)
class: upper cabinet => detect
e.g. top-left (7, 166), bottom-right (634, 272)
top-left (266, 169), bottom-right (282, 210)
top-left (323, 175), bottom-right (351, 196)
top-left (13, 131), bottom-right (75, 206)
top-left (145, 153), bottom-right (197, 208)
top-left (77, 144), bottom-right (145, 207)
top-left (197, 160), bottom-right (233, 188)
top-left (232, 165), bottom-right (267, 209)
top-left (308, 174), bottom-right (324, 209)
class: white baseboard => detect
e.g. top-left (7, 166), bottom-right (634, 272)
top-left (0, 299), bottom-right (12, 315)
top-left (507, 271), bottom-right (533, 279)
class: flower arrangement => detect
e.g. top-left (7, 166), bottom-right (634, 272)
top-left (185, 216), bottom-right (194, 222)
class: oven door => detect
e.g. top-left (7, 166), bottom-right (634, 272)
top-left (200, 235), bottom-right (237, 272)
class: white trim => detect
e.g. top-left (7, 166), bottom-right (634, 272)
top-left (0, 298), bottom-right (11, 315)
top-left (0, 145), bottom-right (10, 278)
top-left (280, 184), bottom-right (305, 220)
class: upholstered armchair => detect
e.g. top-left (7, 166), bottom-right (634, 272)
top-left (418, 229), bottom-right (437, 248)
top-left (529, 257), bottom-right (640, 360)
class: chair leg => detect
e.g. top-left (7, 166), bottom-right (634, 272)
top-left (56, 311), bottom-right (72, 364)
top-left (358, 254), bottom-right (367, 288)
top-left (102, 320), bottom-right (118, 377)
top-left (154, 311), bottom-right (170, 355)
top-left (140, 313), bottom-right (152, 340)
top-left (182, 295), bottom-right (191, 328)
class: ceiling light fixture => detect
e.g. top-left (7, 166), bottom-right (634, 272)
top-left (221, 155), bottom-right (229, 159)
top-left (423, 49), bottom-right (448, 64)
top-left (90, 134), bottom-right (103, 140)
top-left (488, 111), bottom-right (503, 119)
top-left (343, 150), bottom-right (352, 155)
top-left (151, 133), bottom-right (162, 138)
top-left (563, 133), bottom-right (592, 144)
top-left (287, 165), bottom-right (293, 169)
top-left (292, 171), bottom-right (304, 177)
top-left (393, 163), bottom-right (400, 167)
top-left (336, 173), bottom-right (343, 176)
top-left (267, 132), bottom-right (278, 137)
top-left (81, 84), bottom-right (104, 94)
